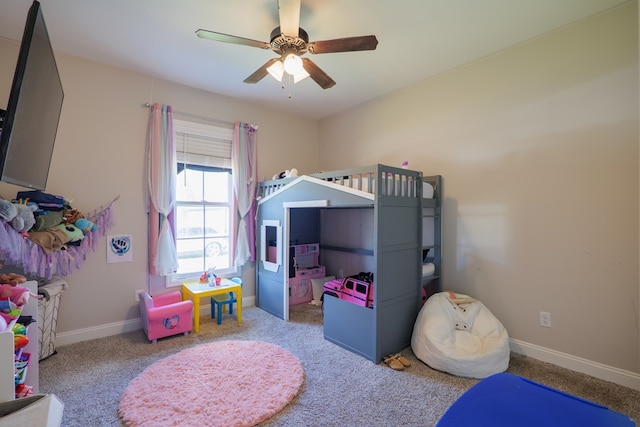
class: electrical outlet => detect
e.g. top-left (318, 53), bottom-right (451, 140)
top-left (539, 311), bottom-right (552, 328)
top-left (134, 289), bottom-right (144, 302)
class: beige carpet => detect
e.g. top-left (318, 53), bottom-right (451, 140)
top-left (39, 304), bottom-right (640, 426)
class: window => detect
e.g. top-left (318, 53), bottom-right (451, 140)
top-left (173, 120), bottom-right (235, 280)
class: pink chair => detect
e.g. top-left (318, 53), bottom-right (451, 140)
top-left (139, 291), bottom-right (193, 343)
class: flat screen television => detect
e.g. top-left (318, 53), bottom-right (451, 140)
top-left (0, 0), bottom-right (64, 191)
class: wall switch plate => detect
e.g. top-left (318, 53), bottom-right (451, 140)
top-left (539, 311), bottom-right (552, 328)
top-left (134, 289), bottom-right (144, 302)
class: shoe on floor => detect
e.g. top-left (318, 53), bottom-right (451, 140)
top-left (384, 354), bottom-right (405, 371)
top-left (395, 353), bottom-right (411, 367)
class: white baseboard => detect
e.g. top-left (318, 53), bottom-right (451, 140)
top-left (510, 338), bottom-right (640, 391)
top-left (55, 296), bottom-right (256, 348)
top-left (55, 318), bottom-right (142, 348)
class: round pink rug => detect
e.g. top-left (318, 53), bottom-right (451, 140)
top-left (118, 340), bottom-right (304, 427)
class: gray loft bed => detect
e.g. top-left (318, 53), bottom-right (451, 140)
top-left (256, 164), bottom-right (442, 363)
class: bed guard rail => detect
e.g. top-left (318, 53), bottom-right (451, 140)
top-left (257, 164), bottom-right (424, 199)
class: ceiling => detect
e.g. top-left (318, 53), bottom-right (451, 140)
top-left (0, 0), bottom-right (630, 119)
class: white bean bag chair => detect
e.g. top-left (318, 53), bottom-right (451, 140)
top-left (411, 291), bottom-right (510, 378)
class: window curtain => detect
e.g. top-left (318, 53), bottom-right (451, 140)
top-left (232, 122), bottom-right (258, 266)
top-left (147, 103), bottom-right (179, 276)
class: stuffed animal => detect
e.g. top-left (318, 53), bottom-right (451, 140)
top-left (0, 199), bottom-right (17, 223)
top-left (10, 201), bottom-right (37, 233)
top-left (74, 217), bottom-right (98, 233)
top-left (0, 284), bottom-right (30, 306)
top-left (0, 272), bottom-right (27, 287)
top-left (33, 209), bottom-right (64, 232)
top-left (0, 262), bottom-right (27, 287)
top-left (272, 168), bottom-right (298, 180)
top-left (62, 208), bottom-right (84, 224)
top-left (13, 198), bottom-right (39, 214)
top-left (52, 223), bottom-right (84, 243)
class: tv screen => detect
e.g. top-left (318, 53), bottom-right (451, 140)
top-left (0, 0), bottom-right (64, 191)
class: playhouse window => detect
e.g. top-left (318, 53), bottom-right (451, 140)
top-left (261, 220), bottom-right (282, 272)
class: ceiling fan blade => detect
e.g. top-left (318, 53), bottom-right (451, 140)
top-left (196, 29), bottom-right (271, 49)
top-left (278, 0), bottom-right (301, 38)
top-left (244, 58), bottom-right (280, 84)
top-left (308, 35), bottom-right (378, 54)
top-left (301, 58), bottom-right (336, 89)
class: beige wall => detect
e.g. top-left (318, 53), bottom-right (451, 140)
top-left (319, 3), bottom-right (639, 373)
top-left (0, 38), bottom-right (318, 336)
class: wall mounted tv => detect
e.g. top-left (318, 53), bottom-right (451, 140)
top-left (0, 0), bottom-right (64, 191)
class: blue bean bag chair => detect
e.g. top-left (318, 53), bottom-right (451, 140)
top-left (437, 372), bottom-right (635, 426)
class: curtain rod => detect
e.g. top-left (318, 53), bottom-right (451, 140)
top-left (143, 103), bottom-right (235, 128)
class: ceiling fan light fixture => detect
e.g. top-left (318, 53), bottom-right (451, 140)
top-left (267, 60), bottom-right (284, 82)
top-left (293, 67), bottom-right (309, 83)
top-left (283, 53), bottom-right (303, 75)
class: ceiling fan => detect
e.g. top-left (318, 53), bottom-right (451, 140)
top-left (195, 0), bottom-right (378, 89)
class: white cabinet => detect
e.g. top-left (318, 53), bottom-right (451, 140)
top-left (0, 280), bottom-right (39, 402)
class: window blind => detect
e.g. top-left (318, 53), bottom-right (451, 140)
top-left (174, 119), bottom-right (233, 169)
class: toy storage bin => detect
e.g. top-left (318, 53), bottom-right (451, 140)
top-left (37, 278), bottom-right (68, 361)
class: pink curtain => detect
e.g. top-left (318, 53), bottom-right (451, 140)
top-left (147, 104), bottom-right (178, 276)
top-left (232, 122), bottom-right (258, 266)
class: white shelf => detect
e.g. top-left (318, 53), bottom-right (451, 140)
top-left (0, 281), bottom-right (39, 402)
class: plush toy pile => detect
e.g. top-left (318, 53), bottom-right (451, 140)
top-left (0, 262), bottom-right (30, 328)
top-left (0, 190), bottom-right (98, 255)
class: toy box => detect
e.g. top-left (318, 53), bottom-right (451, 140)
top-left (323, 277), bottom-right (374, 308)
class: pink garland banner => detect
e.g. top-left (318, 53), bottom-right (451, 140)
top-left (0, 196), bottom-right (118, 279)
